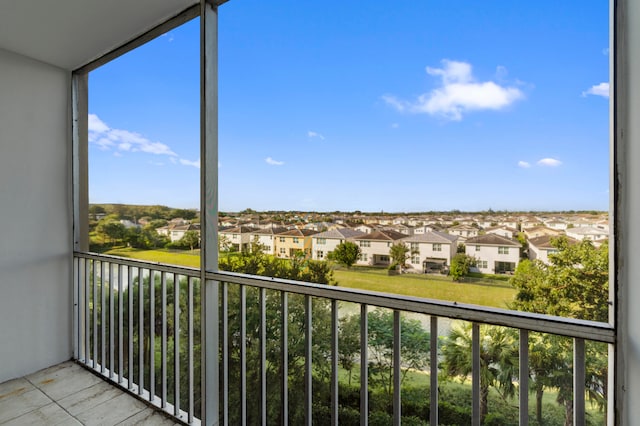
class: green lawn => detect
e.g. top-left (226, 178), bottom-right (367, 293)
top-left (103, 247), bottom-right (202, 268)
top-left (334, 267), bottom-right (516, 309)
top-left (102, 248), bottom-right (515, 308)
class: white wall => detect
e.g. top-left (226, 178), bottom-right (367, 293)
top-left (0, 48), bottom-right (71, 382)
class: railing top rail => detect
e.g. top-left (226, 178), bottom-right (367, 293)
top-left (74, 251), bottom-right (200, 277)
top-left (73, 251), bottom-right (614, 343)
top-left (206, 270), bottom-right (614, 344)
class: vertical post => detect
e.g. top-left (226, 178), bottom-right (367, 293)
top-left (201, 1), bottom-right (220, 425)
top-left (360, 304), bottom-right (368, 426)
top-left (574, 338), bottom-right (586, 426)
top-left (331, 300), bottom-right (338, 426)
top-left (519, 330), bottom-right (529, 426)
top-left (472, 323), bottom-right (481, 426)
top-left (71, 71), bottom-right (88, 361)
top-left (430, 316), bottom-right (438, 426)
top-left (392, 310), bottom-right (401, 426)
top-left (304, 295), bottom-right (312, 426)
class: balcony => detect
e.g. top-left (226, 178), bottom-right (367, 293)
top-left (49, 252), bottom-right (612, 425)
top-left (1, 1), bottom-right (640, 425)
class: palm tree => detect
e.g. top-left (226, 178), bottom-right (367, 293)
top-left (441, 322), bottom-right (519, 422)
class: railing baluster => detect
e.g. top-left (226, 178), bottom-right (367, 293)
top-left (73, 256), bottom-right (79, 360)
top-left (188, 277), bottom-right (194, 424)
top-left (304, 295), bottom-right (312, 426)
top-left (520, 329), bottom-right (529, 426)
top-left (430, 316), bottom-right (438, 426)
top-left (472, 323), bottom-right (480, 426)
top-left (222, 281), bottom-right (229, 426)
top-left (85, 258), bottom-right (90, 365)
top-left (360, 304), bottom-right (368, 426)
top-left (128, 266), bottom-right (134, 391)
top-left (174, 274), bottom-right (180, 416)
top-left (101, 261), bottom-right (106, 373)
top-left (118, 264), bottom-right (123, 384)
top-left (161, 272), bottom-right (167, 408)
top-left (282, 292), bottom-right (288, 426)
top-left (109, 262), bottom-right (114, 379)
top-left (260, 287), bottom-right (267, 426)
top-left (574, 338), bottom-right (586, 425)
top-left (149, 269), bottom-right (155, 401)
top-left (331, 300), bottom-right (338, 426)
top-left (240, 284), bottom-right (247, 426)
top-left (138, 267), bottom-right (144, 395)
top-left (393, 310), bottom-right (401, 426)
top-left (93, 260), bottom-right (97, 369)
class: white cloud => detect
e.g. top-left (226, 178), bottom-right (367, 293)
top-left (265, 157), bottom-right (284, 166)
top-left (308, 131), bottom-right (325, 140)
top-left (518, 161), bottom-right (531, 168)
top-left (391, 123), bottom-right (399, 129)
top-left (88, 113), bottom-right (178, 156)
top-left (537, 158), bottom-right (562, 167)
top-left (582, 82), bottom-right (610, 98)
top-left (383, 59), bottom-right (524, 121)
top-left (179, 158), bottom-right (200, 169)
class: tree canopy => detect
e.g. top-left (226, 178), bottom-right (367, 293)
top-left (327, 241), bottom-right (360, 268)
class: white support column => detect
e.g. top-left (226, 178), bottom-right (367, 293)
top-left (201, 1), bottom-right (220, 425)
top-left (615, 0), bottom-right (640, 424)
top-left (72, 72), bottom-right (89, 361)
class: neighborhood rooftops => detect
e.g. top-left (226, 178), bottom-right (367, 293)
top-left (465, 233), bottom-right (521, 247)
top-left (401, 230), bottom-right (458, 244)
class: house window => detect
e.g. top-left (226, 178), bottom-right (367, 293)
top-left (475, 245), bottom-right (481, 251)
top-left (317, 238), bottom-right (326, 245)
top-left (411, 242), bottom-right (419, 251)
top-left (433, 243), bottom-right (442, 252)
top-left (359, 241), bottom-right (370, 248)
top-left (265, 246), bottom-right (271, 252)
top-left (477, 260), bottom-right (488, 269)
top-left (317, 250), bottom-right (324, 259)
top-left (279, 248), bottom-right (286, 254)
top-left (279, 237), bottom-right (285, 243)
top-left (498, 247), bottom-right (509, 254)
top-left (293, 237), bottom-right (299, 243)
top-left (232, 234), bottom-right (238, 240)
top-left (411, 255), bottom-right (420, 264)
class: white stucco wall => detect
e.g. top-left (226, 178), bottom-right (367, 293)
top-left (0, 48), bottom-right (71, 382)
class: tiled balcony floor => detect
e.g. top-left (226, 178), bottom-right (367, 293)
top-left (0, 362), bottom-right (180, 425)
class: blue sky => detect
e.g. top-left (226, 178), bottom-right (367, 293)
top-left (88, 0), bottom-right (610, 212)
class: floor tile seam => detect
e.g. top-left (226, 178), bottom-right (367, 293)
top-left (0, 397), bottom-right (57, 426)
top-left (57, 381), bottom-right (125, 418)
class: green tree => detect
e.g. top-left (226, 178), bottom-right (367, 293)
top-left (180, 230), bottom-right (200, 251)
top-left (441, 323), bottom-right (519, 422)
top-left (327, 241), bottom-right (360, 268)
top-left (96, 219), bottom-right (126, 245)
top-left (449, 253), bottom-right (475, 281)
top-left (389, 243), bottom-right (411, 271)
top-left (509, 237), bottom-right (609, 425)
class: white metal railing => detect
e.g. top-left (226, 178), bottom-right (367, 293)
top-left (73, 252), bottom-right (614, 425)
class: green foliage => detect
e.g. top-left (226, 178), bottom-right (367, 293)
top-left (96, 218), bottom-right (126, 245)
top-left (449, 253), bottom-right (475, 281)
top-left (456, 243), bottom-right (466, 253)
top-left (180, 230), bottom-right (200, 251)
top-left (389, 243), bottom-right (411, 269)
top-left (327, 241), bottom-right (360, 268)
top-left (441, 323), bottom-right (519, 422)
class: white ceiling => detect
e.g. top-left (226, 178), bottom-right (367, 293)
top-left (0, 0), bottom-right (198, 70)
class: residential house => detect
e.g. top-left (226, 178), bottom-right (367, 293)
top-left (248, 226), bottom-right (288, 255)
top-left (219, 225), bottom-right (258, 252)
top-left (383, 224), bottom-right (415, 235)
top-left (354, 223), bottom-right (377, 234)
top-left (528, 235), bottom-right (578, 265)
top-left (274, 228), bottom-right (318, 258)
top-left (447, 224), bottom-right (479, 242)
top-left (169, 223), bottom-right (200, 242)
top-left (485, 225), bottom-right (518, 239)
top-left (523, 226), bottom-right (563, 240)
top-left (566, 226), bottom-right (609, 243)
top-left (401, 231), bottom-right (458, 272)
top-left (353, 230), bottom-right (407, 266)
top-left (311, 228), bottom-right (365, 260)
top-left (465, 234), bottom-right (522, 274)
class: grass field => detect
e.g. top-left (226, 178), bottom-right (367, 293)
top-left (334, 267), bottom-right (515, 308)
top-left (103, 248), bottom-right (516, 308)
